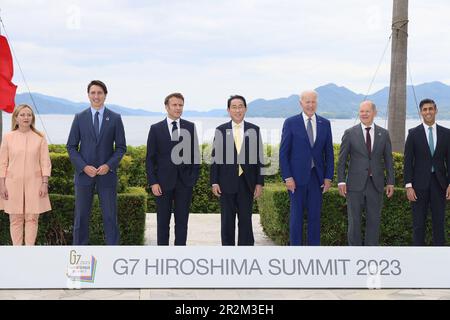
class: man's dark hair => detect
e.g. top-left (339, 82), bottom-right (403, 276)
top-left (165, 93), bottom-right (185, 106)
top-left (87, 80), bottom-right (108, 94)
top-left (227, 95), bottom-right (247, 109)
top-left (419, 98), bottom-right (437, 110)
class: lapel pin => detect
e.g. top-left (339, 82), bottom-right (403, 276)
top-left (106, 117), bottom-right (110, 121)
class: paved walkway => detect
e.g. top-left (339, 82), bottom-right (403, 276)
top-left (144, 213), bottom-right (274, 246)
top-left (0, 214), bottom-right (449, 300)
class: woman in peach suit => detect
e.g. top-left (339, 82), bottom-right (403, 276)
top-left (0, 104), bottom-right (52, 245)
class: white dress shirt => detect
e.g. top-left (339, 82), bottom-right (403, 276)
top-left (285, 114), bottom-right (316, 182)
top-left (232, 120), bottom-right (244, 148)
top-left (361, 122), bottom-right (375, 151)
top-left (423, 122), bottom-right (437, 151)
top-left (302, 113), bottom-right (317, 143)
top-left (338, 122), bottom-right (376, 187)
top-left (212, 121), bottom-right (245, 187)
top-left (405, 122), bottom-right (438, 188)
top-left (166, 117), bottom-right (180, 139)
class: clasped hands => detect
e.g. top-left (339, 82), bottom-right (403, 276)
top-left (83, 164), bottom-right (110, 178)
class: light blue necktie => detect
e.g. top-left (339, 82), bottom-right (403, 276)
top-left (428, 126), bottom-right (435, 172)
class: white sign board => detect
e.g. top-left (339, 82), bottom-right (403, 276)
top-left (0, 246), bottom-right (449, 289)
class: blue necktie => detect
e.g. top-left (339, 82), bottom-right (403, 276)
top-left (307, 118), bottom-right (315, 168)
top-left (94, 111), bottom-right (100, 140)
top-left (172, 121), bottom-right (179, 141)
top-left (307, 118), bottom-right (314, 147)
top-left (428, 126), bottom-right (435, 172)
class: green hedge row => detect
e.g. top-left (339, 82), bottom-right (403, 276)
top-left (257, 183), bottom-right (450, 246)
top-left (47, 144), bottom-right (405, 213)
top-left (0, 189), bottom-right (147, 245)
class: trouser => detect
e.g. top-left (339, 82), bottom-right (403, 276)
top-left (73, 184), bottom-right (120, 245)
top-left (412, 173), bottom-right (446, 246)
top-left (289, 168), bottom-right (322, 246)
top-left (155, 180), bottom-right (193, 246)
top-left (346, 177), bottom-right (383, 246)
top-left (220, 175), bottom-right (255, 246)
top-left (9, 214), bottom-right (40, 246)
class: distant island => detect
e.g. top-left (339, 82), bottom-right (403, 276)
top-left (15, 81), bottom-right (450, 119)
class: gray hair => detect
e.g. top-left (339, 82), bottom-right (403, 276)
top-left (300, 90), bottom-right (318, 101)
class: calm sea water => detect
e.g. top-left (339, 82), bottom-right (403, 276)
top-left (2, 114), bottom-right (449, 146)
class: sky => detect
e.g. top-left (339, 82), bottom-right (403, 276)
top-left (1, 0), bottom-right (450, 111)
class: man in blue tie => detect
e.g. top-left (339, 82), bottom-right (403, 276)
top-left (67, 80), bottom-right (127, 245)
top-left (404, 98), bottom-right (450, 246)
top-left (279, 90), bottom-right (334, 246)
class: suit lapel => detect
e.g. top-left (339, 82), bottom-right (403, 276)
top-left (84, 109), bottom-right (97, 142)
top-left (371, 124), bottom-right (382, 155)
top-left (161, 118), bottom-right (172, 143)
top-left (178, 118), bottom-right (186, 144)
top-left (230, 120), bottom-right (244, 155)
top-left (97, 108), bottom-right (109, 143)
top-left (298, 113), bottom-right (311, 148)
top-left (434, 125), bottom-right (444, 157)
top-left (418, 125), bottom-right (432, 157)
top-left (355, 124), bottom-right (369, 156)
top-left (314, 115), bottom-right (323, 148)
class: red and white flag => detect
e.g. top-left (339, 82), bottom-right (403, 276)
top-left (0, 35), bottom-right (17, 113)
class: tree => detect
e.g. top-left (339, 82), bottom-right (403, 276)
top-left (387, 0), bottom-right (409, 153)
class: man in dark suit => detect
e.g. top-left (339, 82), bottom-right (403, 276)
top-left (279, 90), bottom-right (334, 246)
top-left (146, 93), bottom-right (200, 245)
top-left (338, 101), bottom-right (395, 246)
top-left (210, 95), bottom-right (264, 246)
top-left (404, 98), bottom-right (450, 246)
top-left (67, 80), bottom-right (127, 245)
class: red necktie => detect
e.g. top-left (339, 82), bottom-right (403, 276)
top-left (366, 127), bottom-right (372, 176)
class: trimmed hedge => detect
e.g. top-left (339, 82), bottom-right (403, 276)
top-left (0, 189), bottom-right (147, 245)
top-left (46, 144), bottom-right (412, 214)
top-left (258, 183), bottom-right (450, 246)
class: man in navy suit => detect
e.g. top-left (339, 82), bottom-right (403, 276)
top-left (146, 93), bottom-right (200, 245)
top-left (67, 80), bottom-right (127, 245)
top-left (279, 90), bottom-right (334, 246)
top-left (210, 95), bottom-right (264, 246)
top-left (404, 98), bottom-right (450, 246)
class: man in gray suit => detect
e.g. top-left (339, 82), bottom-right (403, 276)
top-left (337, 100), bottom-right (395, 246)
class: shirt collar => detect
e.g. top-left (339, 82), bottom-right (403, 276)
top-left (232, 120), bottom-right (244, 128)
top-left (167, 117), bottom-right (180, 126)
top-left (91, 106), bottom-right (105, 116)
top-left (302, 113), bottom-right (316, 122)
top-left (423, 122), bottom-right (436, 131)
top-left (361, 122), bottom-right (374, 130)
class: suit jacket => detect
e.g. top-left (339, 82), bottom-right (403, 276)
top-left (404, 124), bottom-right (450, 190)
top-left (338, 124), bottom-right (394, 193)
top-left (210, 121), bottom-right (264, 194)
top-left (66, 107), bottom-right (127, 187)
top-left (279, 113), bottom-right (334, 186)
top-left (0, 130), bottom-right (51, 214)
top-left (146, 118), bottom-right (200, 191)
